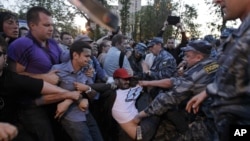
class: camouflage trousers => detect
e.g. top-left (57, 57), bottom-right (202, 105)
top-left (152, 118), bottom-right (217, 141)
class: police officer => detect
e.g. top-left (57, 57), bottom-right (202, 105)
top-left (128, 42), bottom-right (147, 79)
top-left (135, 40), bottom-right (219, 140)
top-left (186, 0), bottom-right (250, 141)
top-left (142, 37), bottom-right (176, 80)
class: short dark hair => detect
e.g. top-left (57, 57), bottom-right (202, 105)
top-left (27, 6), bottom-right (51, 26)
top-left (0, 11), bottom-right (18, 33)
top-left (60, 31), bottom-right (71, 40)
top-left (111, 34), bottom-right (126, 46)
top-left (69, 40), bottom-right (91, 59)
top-left (0, 36), bottom-right (7, 53)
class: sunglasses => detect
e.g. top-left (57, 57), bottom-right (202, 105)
top-left (0, 51), bottom-right (5, 57)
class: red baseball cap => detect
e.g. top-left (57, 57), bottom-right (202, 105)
top-left (113, 68), bottom-right (132, 79)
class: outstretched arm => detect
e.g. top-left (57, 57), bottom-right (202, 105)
top-left (139, 78), bottom-right (173, 89)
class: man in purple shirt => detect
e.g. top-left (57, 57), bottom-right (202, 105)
top-left (7, 6), bottom-right (63, 141)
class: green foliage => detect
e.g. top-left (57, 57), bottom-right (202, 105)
top-left (119, 0), bottom-right (131, 34)
top-left (178, 4), bottom-right (201, 38)
top-left (132, 0), bottom-right (173, 41)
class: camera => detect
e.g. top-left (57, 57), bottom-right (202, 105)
top-left (167, 16), bottom-right (180, 25)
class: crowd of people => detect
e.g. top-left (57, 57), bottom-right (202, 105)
top-left (0, 0), bottom-right (250, 140)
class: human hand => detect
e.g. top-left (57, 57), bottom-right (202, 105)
top-left (66, 91), bottom-right (81, 101)
top-left (164, 21), bottom-right (168, 26)
top-left (185, 91), bottom-right (208, 114)
top-left (138, 81), bottom-right (149, 87)
top-left (78, 98), bottom-right (89, 111)
top-left (176, 23), bottom-right (184, 32)
top-left (74, 82), bottom-right (89, 92)
top-left (132, 114), bottom-right (142, 125)
top-left (85, 67), bottom-right (95, 77)
top-left (0, 122), bottom-right (18, 141)
top-left (55, 99), bottom-right (72, 119)
top-left (106, 77), bottom-right (117, 89)
top-left (43, 70), bottom-right (60, 85)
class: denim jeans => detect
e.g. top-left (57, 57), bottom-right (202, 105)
top-left (61, 113), bottom-right (103, 141)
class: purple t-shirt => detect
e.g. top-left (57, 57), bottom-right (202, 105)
top-left (8, 34), bottom-right (62, 73)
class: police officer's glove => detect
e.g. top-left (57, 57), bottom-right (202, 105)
top-left (106, 77), bottom-right (117, 89)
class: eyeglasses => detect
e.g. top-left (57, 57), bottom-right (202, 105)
top-left (0, 51), bottom-right (5, 57)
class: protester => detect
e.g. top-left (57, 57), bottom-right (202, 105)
top-left (0, 35), bottom-right (82, 141)
top-left (103, 34), bottom-right (133, 76)
top-left (0, 11), bottom-right (19, 45)
top-left (111, 68), bottom-right (160, 141)
top-left (7, 6), bottom-right (63, 141)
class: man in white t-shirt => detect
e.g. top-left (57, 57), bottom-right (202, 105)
top-left (111, 68), bottom-right (160, 141)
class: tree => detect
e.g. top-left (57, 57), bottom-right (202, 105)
top-left (119, 0), bottom-right (130, 34)
top-left (16, 0), bottom-right (80, 36)
top-left (204, 0), bottom-right (239, 36)
top-left (133, 0), bottom-right (173, 41)
top-left (177, 4), bottom-right (201, 38)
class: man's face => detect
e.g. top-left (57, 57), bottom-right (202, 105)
top-left (148, 43), bottom-right (161, 56)
top-left (183, 51), bottom-right (201, 68)
top-left (213, 0), bottom-right (249, 20)
top-left (3, 18), bottom-right (19, 38)
top-left (116, 78), bottom-right (130, 90)
top-left (62, 34), bottom-right (73, 46)
top-left (74, 48), bottom-right (91, 68)
top-left (30, 12), bottom-right (54, 41)
top-left (120, 39), bottom-right (129, 52)
top-left (166, 39), bottom-right (175, 49)
top-left (103, 41), bottom-right (111, 53)
top-left (53, 33), bottom-right (60, 44)
top-left (0, 46), bottom-right (6, 73)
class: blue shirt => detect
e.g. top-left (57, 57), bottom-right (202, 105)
top-left (103, 47), bottom-right (133, 76)
top-left (51, 61), bottom-right (93, 122)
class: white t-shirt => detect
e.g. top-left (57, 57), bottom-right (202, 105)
top-left (145, 53), bottom-right (155, 68)
top-left (112, 86), bottom-right (143, 124)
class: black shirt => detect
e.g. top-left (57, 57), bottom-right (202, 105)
top-left (0, 69), bottom-right (43, 123)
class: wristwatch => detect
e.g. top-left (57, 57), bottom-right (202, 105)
top-left (85, 86), bottom-right (92, 94)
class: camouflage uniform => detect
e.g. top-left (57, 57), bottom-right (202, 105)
top-left (206, 14), bottom-right (250, 141)
top-left (149, 49), bottom-right (176, 80)
top-left (144, 57), bottom-right (219, 141)
top-left (129, 43), bottom-right (147, 79)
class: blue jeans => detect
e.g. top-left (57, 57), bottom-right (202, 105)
top-left (61, 113), bottom-right (103, 141)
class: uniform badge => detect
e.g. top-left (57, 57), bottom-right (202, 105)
top-left (162, 61), bottom-right (167, 66)
top-left (203, 62), bottom-right (219, 74)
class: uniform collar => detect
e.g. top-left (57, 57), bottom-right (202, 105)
top-left (233, 13), bottom-right (250, 37)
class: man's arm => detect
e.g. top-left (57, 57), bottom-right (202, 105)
top-left (139, 78), bottom-right (173, 88)
top-left (11, 62), bottom-right (59, 85)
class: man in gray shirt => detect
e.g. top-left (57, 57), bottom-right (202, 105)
top-left (103, 34), bottom-right (133, 76)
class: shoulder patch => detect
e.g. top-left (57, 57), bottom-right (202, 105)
top-left (203, 62), bottom-right (219, 74)
top-left (162, 61), bottom-right (167, 66)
